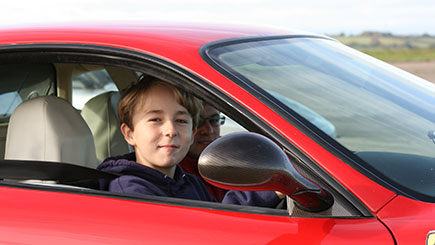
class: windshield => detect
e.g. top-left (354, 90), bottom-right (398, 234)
top-left (207, 37), bottom-right (435, 200)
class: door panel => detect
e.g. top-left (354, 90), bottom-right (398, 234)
top-left (0, 187), bottom-right (394, 244)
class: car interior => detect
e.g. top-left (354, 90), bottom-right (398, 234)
top-left (0, 61), bottom-right (357, 217)
top-left (0, 62), bottom-right (249, 187)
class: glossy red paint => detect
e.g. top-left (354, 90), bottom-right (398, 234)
top-left (0, 23), bottom-right (432, 244)
top-left (0, 186), bottom-right (394, 244)
top-left (377, 195), bottom-right (435, 244)
top-left (0, 24), bottom-right (286, 57)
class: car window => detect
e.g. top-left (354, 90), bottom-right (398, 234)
top-left (0, 91), bottom-right (22, 122)
top-left (220, 113), bottom-right (247, 136)
top-left (0, 58), bottom-right (358, 224)
top-left (207, 37), bottom-right (435, 200)
top-left (0, 56), bottom-right (351, 217)
top-left (72, 69), bottom-right (118, 110)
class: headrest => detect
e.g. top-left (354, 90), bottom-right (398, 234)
top-left (5, 96), bottom-right (97, 168)
top-left (81, 91), bottom-right (131, 163)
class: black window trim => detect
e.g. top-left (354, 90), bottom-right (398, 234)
top-left (0, 43), bottom-right (371, 216)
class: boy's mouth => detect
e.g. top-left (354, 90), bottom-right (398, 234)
top-left (158, 145), bottom-right (179, 150)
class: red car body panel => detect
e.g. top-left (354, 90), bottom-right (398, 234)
top-left (0, 24), bottom-right (393, 213)
top-left (0, 24), bottom-right (433, 244)
top-left (377, 195), bottom-right (435, 244)
top-left (0, 186), bottom-right (394, 244)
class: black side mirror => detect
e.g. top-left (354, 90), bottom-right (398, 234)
top-left (198, 132), bottom-right (333, 212)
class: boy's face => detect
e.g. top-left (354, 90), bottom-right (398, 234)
top-left (121, 84), bottom-right (196, 178)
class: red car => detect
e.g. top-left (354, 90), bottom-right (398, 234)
top-left (0, 23), bottom-right (433, 244)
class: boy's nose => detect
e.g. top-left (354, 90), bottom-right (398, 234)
top-left (164, 120), bottom-right (178, 137)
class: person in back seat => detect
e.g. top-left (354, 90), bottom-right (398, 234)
top-left (97, 76), bottom-right (284, 207)
top-left (179, 103), bottom-right (228, 201)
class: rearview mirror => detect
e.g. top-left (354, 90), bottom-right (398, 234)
top-left (198, 132), bottom-right (333, 212)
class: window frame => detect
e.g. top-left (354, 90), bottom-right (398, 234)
top-left (0, 43), bottom-right (370, 217)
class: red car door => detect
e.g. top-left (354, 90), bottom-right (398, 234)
top-left (0, 186), bottom-right (394, 244)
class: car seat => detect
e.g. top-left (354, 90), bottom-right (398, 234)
top-left (5, 96), bottom-right (98, 168)
top-left (81, 91), bottom-right (132, 163)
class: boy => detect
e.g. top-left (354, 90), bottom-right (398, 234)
top-left (98, 76), bottom-right (282, 206)
top-left (97, 76), bottom-right (214, 201)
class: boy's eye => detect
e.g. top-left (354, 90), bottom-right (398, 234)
top-left (149, 118), bottom-right (161, 122)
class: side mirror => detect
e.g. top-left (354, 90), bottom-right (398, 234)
top-left (198, 132), bottom-right (333, 212)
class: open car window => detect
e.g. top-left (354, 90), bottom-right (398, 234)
top-left (0, 49), bottom-right (360, 219)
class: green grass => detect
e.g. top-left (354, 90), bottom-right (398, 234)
top-left (332, 34), bottom-right (435, 62)
top-left (361, 49), bottom-right (435, 62)
top-left (335, 36), bottom-right (373, 45)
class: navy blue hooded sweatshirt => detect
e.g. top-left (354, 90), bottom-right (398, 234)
top-left (97, 152), bottom-right (281, 207)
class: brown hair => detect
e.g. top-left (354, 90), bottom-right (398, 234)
top-left (118, 76), bottom-right (202, 129)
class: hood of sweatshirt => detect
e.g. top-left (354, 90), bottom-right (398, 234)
top-left (97, 152), bottom-right (187, 195)
top-left (97, 153), bottom-right (278, 206)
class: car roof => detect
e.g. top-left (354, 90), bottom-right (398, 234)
top-left (0, 23), bottom-right (325, 93)
top-left (0, 23), bottom-right (325, 84)
top-left (0, 22), bottom-right (315, 49)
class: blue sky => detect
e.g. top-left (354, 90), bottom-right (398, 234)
top-left (2, 0), bottom-right (434, 35)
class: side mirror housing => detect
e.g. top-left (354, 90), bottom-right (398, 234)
top-left (198, 132), bottom-right (333, 212)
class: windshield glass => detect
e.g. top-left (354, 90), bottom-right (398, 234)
top-left (207, 37), bottom-right (435, 200)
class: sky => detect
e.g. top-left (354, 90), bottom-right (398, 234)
top-left (1, 0), bottom-right (434, 35)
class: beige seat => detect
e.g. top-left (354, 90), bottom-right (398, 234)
top-left (5, 96), bottom-right (97, 168)
top-left (81, 91), bottom-right (131, 163)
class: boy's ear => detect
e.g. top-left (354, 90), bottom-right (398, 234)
top-left (121, 123), bottom-right (136, 146)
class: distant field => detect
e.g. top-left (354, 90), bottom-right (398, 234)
top-left (362, 49), bottom-right (435, 62)
top-left (333, 33), bottom-right (435, 62)
top-left (331, 32), bottom-right (435, 82)
top-left (333, 33), bottom-right (435, 49)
